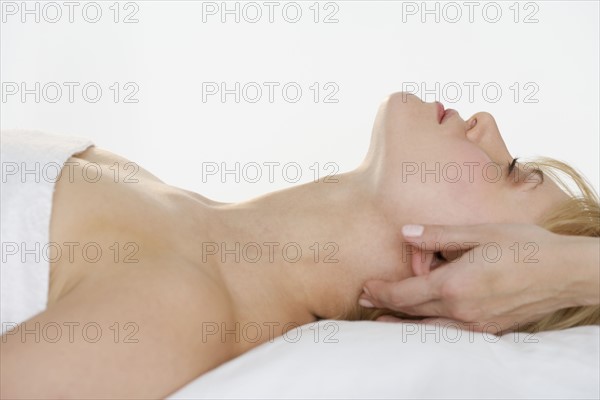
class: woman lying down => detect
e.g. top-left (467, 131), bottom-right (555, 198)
top-left (1, 92), bottom-right (599, 399)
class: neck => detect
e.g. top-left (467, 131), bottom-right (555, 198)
top-left (196, 169), bottom-right (411, 341)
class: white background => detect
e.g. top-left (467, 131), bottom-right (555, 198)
top-left (2, 0), bottom-right (599, 202)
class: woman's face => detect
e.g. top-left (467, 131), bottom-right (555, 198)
top-left (363, 92), bottom-right (569, 226)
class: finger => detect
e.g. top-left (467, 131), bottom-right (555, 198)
top-left (410, 245), bottom-right (432, 276)
top-left (401, 223), bottom-right (494, 252)
top-left (394, 300), bottom-right (446, 318)
top-left (377, 316), bottom-right (472, 331)
top-left (363, 277), bottom-right (441, 310)
top-left (417, 318), bottom-right (478, 331)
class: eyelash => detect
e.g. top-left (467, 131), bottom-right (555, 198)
top-left (508, 157), bottom-right (519, 177)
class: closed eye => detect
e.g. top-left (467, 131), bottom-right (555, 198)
top-left (508, 157), bottom-right (518, 176)
top-left (508, 158), bottom-right (544, 187)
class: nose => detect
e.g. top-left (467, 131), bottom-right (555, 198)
top-left (465, 112), bottom-right (513, 165)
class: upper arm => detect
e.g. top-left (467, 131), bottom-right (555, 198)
top-left (1, 263), bottom-right (235, 399)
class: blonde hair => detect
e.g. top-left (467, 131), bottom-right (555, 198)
top-left (342, 157), bottom-right (600, 334)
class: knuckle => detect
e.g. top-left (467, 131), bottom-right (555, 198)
top-left (440, 278), bottom-right (461, 301)
top-left (388, 289), bottom-right (406, 306)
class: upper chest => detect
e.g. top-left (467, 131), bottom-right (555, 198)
top-left (47, 147), bottom-right (215, 304)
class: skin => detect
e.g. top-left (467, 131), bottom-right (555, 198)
top-left (0, 92), bottom-right (570, 399)
top-left (362, 223), bottom-right (600, 331)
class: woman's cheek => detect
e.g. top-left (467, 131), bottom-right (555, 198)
top-left (437, 177), bottom-right (497, 221)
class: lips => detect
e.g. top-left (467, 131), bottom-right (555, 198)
top-left (436, 101), bottom-right (445, 123)
top-left (441, 109), bottom-right (457, 123)
top-left (436, 101), bottom-right (459, 124)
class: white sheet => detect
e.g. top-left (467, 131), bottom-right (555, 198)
top-left (169, 320), bottom-right (600, 399)
top-left (0, 130), bottom-right (93, 334)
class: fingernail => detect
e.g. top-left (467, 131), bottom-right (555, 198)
top-left (469, 118), bottom-right (477, 128)
top-left (358, 298), bottom-right (374, 308)
top-left (363, 286), bottom-right (372, 297)
top-left (402, 224), bottom-right (424, 237)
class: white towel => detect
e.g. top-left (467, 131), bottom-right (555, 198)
top-left (1, 130), bottom-right (93, 334)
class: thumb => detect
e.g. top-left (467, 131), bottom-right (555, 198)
top-left (363, 277), bottom-right (438, 310)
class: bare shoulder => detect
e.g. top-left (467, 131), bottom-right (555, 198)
top-left (2, 259), bottom-right (238, 399)
top-left (51, 145), bottom-right (165, 233)
top-left (64, 145), bottom-right (166, 184)
top-left (48, 145), bottom-right (209, 306)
